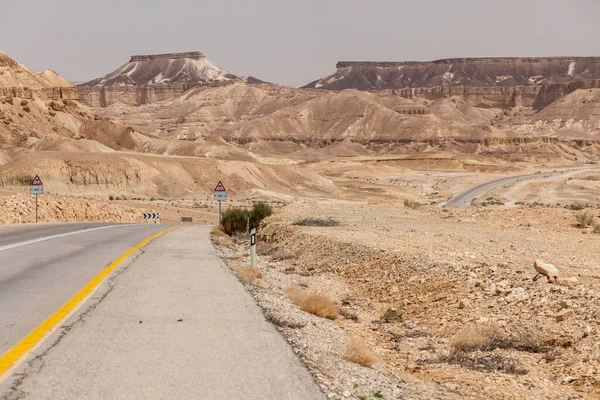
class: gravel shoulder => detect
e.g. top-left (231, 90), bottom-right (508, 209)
top-left (215, 200), bottom-right (600, 399)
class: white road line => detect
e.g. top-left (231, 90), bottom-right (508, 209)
top-left (0, 226), bottom-right (124, 253)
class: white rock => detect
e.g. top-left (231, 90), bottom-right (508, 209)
top-left (534, 260), bottom-right (560, 282)
top-left (561, 277), bottom-right (578, 287)
top-left (342, 391), bottom-right (351, 398)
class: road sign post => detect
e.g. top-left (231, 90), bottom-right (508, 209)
top-left (250, 228), bottom-right (257, 268)
top-left (213, 181), bottom-right (227, 224)
top-left (30, 175), bottom-right (44, 223)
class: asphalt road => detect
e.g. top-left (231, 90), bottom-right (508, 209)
top-left (443, 172), bottom-right (558, 208)
top-left (0, 225), bottom-right (324, 399)
top-left (0, 223), bottom-right (169, 357)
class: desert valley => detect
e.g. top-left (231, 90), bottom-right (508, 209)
top-left (2, 48), bottom-right (600, 398)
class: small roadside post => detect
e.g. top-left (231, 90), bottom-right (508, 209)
top-left (30, 175), bottom-right (44, 223)
top-left (250, 228), bottom-right (257, 268)
top-left (213, 181), bottom-right (227, 224)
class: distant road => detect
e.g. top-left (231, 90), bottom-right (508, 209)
top-left (443, 172), bottom-right (558, 208)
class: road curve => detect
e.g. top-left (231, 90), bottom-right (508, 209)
top-left (0, 223), bottom-right (170, 358)
top-left (444, 172), bottom-right (558, 208)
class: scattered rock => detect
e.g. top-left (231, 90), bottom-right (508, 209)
top-left (556, 310), bottom-right (574, 322)
top-left (458, 298), bottom-right (470, 309)
top-left (20, 99), bottom-right (28, 106)
top-left (560, 277), bottom-right (578, 287)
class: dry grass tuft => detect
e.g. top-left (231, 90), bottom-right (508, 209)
top-left (231, 265), bottom-right (263, 284)
top-left (285, 287), bottom-right (338, 319)
top-left (211, 226), bottom-right (233, 246)
top-left (451, 321), bottom-right (504, 352)
top-left (345, 337), bottom-right (378, 367)
top-left (452, 321), bottom-right (545, 353)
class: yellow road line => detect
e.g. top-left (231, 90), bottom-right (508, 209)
top-left (0, 226), bottom-right (179, 377)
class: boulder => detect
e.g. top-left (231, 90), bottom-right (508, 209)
top-left (534, 260), bottom-right (560, 283)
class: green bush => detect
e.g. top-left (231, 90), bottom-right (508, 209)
top-left (249, 201), bottom-right (272, 230)
top-left (576, 212), bottom-right (594, 228)
top-left (404, 199), bottom-right (421, 209)
top-left (221, 208), bottom-right (249, 235)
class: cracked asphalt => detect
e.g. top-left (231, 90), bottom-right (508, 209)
top-left (0, 225), bottom-right (323, 399)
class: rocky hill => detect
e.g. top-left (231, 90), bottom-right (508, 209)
top-left (0, 51), bottom-right (78, 100)
top-left (78, 52), bottom-right (263, 107)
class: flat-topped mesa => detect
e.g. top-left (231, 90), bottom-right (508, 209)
top-left (306, 56), bottom-right (600, 93)
top-left (336, 57), bottom-right (600, 69)
top-left (80, 51), bottom-right (240, 88)
top-left (129, 52), bottom-right (205, 62)
top-left (78, 51), bottom-right (249, 106)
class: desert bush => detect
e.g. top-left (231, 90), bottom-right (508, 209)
top-left (344, 337), bottom-right (378, 367)
top-left (220, 208), bottom-right (249, 235)
top-left (445, 353), bottom-right (528, 375)
top-left (575, 212), bottom-right (594, 228)
top-left (380, 309), bottom-right (403, 323)
top-left (249, 201), bottom-right (272, 231)
top-left (404, 199), bottom-right (421, 209)
top-left (285, 287), bottom-right (338, 319)
top-left (567, 203), bottom-right (586, 211)
top-left (593, 223), bottom-right (600, 234)
top-left (108, 195), bottom-right (114, 201)
top-left (231, 265), bottom-right (262, 284)
top-left (293, 218), bottom-right (340, 227)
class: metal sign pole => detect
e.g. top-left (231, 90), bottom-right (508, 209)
top-left (250, 229), bottom-right (257, 268)
top-left (218, 200), bottom-right (222, 224)
top-left (35, 194), bottom-right (38, 223)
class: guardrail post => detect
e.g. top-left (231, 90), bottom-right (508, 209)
top-left (250, 228), bottom-right (257, 268)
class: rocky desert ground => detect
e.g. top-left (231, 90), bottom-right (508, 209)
top-left (3, 49), bottom-right (600, 398)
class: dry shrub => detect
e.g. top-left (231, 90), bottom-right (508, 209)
top-left (345, 337), bottom-right (378, 367)
top-left (257, 243), bottom-right (295, 260)
top-left (452, 322), bottom-right (545, 353)
top-left (285, 287), bottom-right (338, 319)
top-left (446, 353), bottom-right (528, 375)
top-left (451, 321), bottom-right (504, 352)
top-left (231, 265), bottom-right (262, 284)
top-left (211, 225), bottom-right (228, 237)
top-left (211, 226), bottom-right (233, 246)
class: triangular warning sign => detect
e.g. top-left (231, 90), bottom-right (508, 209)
top-left (31, 175), bottom-right (43, 186)
top-left (214, 181), bottom-right (226, 192)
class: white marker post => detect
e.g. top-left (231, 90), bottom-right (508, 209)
top-left (250, 228), bottom-right (257, 268)
top-left (213, 181), bottom-right (227, 225)
top-left (30, 175), bottom-right (44, 224)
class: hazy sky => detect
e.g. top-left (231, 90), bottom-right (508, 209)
top-left (1, 0), bottom-right (599, 87)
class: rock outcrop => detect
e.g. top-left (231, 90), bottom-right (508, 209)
top-left (0, 52), bottom-right (78, 100)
